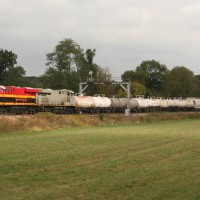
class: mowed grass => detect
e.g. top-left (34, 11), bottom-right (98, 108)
top-left (1, 119), bottom-right (200, 200)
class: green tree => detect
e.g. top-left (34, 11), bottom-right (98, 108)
top-left (22, 76), bottom-right (43, 88)
top-left (43, 38), bottom-right (84, 91)
top-left (121, 70), bottom-right (148, 89)
top-left (79, 49), bottom-right (97, 82)
top-left (196, 75), bottom-right (200, 81)
top-left (194, 75), bottom-right (200, 97)
top-left (5, 66), bottom-right (26, 86)
top-left (136, 60), bottom-right (168, 96)
top-left (131, 81), bottom-right (146, 97)
top-left (167, 66), bottom-right (196, 97)
top-left (0, 49), bottom-right (17, 83)
top-left (121, 70), bottom-right (148, 96)
top-left (115, 89), bottom-right (127, 97)
top-left (43, 39), bottom-right (101, 92)
top-left (121, 70), bottom-right (135, 81)
top-left (46, 39), bottom-right (83, 73)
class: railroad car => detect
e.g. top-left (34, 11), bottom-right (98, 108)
top-left (74, 96), bottom-right (112, 113)
top-left (74, 95), bottom-right (94, 113)
top-left (0, 85), bottom-right (39, 114)
top-left (36, 89), bottom-right (75, 114)
top-left (92, 96), bottom-right (112, 113)
top-left (187, 98), bottom-right (200, 110)
top-left (110, 98), bottom-right (127, 113)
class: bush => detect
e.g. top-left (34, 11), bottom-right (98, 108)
top-left (98, 113), bottom-right (104, 121)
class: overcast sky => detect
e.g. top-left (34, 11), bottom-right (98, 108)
top-left (1, 0), bottom-right (200, 78)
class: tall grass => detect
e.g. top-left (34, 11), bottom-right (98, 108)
top-left (0, 112), bottom-right (200, 134)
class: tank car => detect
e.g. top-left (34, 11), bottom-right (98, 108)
top-left (92, 96), bottom-right (112, 113)
top-left (194, 99), bottom-right (200, 109)
top-left (133, 97), bottom-right (150, 112)
top-left (177, 99), bottom-right (194, 111)
top-left (110, 98), bottom-right (127, 113)
top-left (74, 96), bottom-right (94, 113)
top-left (147, 98), bottom-right (160, 112)
top-left (159, 98), bottom-right (171, 111)
top-left (129, 98), bottom-right (139, 112)
top-left (187, 98), bottom-right (200, 110)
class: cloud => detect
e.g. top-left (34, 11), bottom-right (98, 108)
top-left (182, 2), bottom-right (200, 14)
top-left (0, 0), bottom-right (200, 77)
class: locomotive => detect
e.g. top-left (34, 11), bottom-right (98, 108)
top-left (36, 89), bottom-right (75, 114)
top-left (0, 86), bottom-right (39, 114)
top-left (0, 85), bottom-right (199, 114)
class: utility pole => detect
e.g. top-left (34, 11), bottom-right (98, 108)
top-left (119, 81), bottom-right (131, 116)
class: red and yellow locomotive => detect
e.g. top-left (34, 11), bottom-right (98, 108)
top-left (0, 86), bottom-right (39, 114)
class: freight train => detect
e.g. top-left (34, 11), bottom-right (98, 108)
top-left (0, 85), bottom-right (200, 114)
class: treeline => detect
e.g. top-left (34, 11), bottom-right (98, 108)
top-left (121, 60), bottom-right (200, 98)
top-left (0, 38), bottom-right (200, 97)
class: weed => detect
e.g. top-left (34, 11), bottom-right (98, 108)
top-left (0, 112), bottom-right (200, 134)
top-left (98, 113), bottom-right (105, 121)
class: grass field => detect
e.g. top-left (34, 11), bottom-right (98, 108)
top-left (1, 119), bottom-right (200, 199)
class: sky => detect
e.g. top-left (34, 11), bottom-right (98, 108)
top-left (1, 0), bottom-right (200, 78)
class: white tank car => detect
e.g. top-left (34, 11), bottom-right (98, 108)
top-left (169, 99), bottom-right (179, 108)
top-left (135, 98), bottom-right (150, 109)
top-left (185, 99), bottom-right (195, 109)
top-left (176, 99), bottom-right (186, 108)
top-left (74, 96), bottom-right (94, 108)
top-left (167, 98), bottom-right (195, 110)
top-left (187, 98), bottom-right (200, 109)
top-left (147, 98), bottom-right (160, 108)
top-left (92, 97), bottom-right (111, 108)
top-left (159, 98), bottom-right (171, 109)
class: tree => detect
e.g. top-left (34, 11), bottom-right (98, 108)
top-left (136, 60), bottom-right (168, 96)
top-left (43, 38), bottom-right (84, 91)
top-left (22, 76), bottom-right (43, 88)
top-left (131, 81), bottom-right (146, 97)
top-left (121, 70), bottom-right (148, 87)
top-left (78, 49), bottom-right (97, 81)
top-left (121, 70), bottom-right (135, 81)
top-left (46, 38), bottom-right (84, 73)
top-left (5, 66), bottom-right (26, 86)
top-left (196, 75), bottom-right (200, 81)
top-left (167, 66), bottom-right (196, 97)
top-left (43, 39), bottom-right (102, 92)
top-left (194, 75), bottom-right (200, 97)
top-left (0, 49), bottom-right (17, 83)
